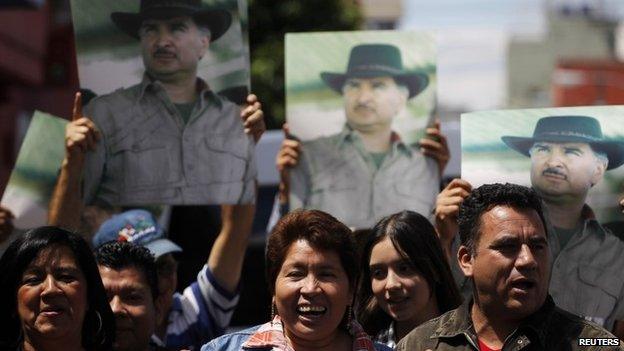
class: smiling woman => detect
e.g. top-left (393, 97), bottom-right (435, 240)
top-left (202, 210), bottom-right (390, 351)
top-left (0, 227), bottom-right (115, 351)
top-left (357, 211), bottom-right (462, 347)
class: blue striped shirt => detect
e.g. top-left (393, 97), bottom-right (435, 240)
top-left (152, 264), bottom-right (240, 350)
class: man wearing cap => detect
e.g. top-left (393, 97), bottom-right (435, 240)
top-left (61, 0), bottom-right (263, 209)
top-left (288, 43), bottom-right (448, 229)
top-left (93, 206), bottom-right (252, 350)
top-left (436, 115), bottom-right (624, 338)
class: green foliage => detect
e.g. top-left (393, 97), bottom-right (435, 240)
top-left (248, 0), bottom-right (362, 129)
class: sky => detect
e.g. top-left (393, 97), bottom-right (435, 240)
top-left (401, 0), bottom-right (544, 31)
top-left (399, 0), bottom-right (624, 111)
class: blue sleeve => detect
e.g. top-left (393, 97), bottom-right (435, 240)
top-left (165, 265), bottom-right (240, 350)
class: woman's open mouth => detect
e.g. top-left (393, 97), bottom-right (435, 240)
top-left (297, 305), bottom-right (327, 320)
top-left (297, 305), bottom-right (327, 317)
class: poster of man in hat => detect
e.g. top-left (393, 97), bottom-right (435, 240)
top-left (460, 106), bottom-right (624, 333)
top-left (461, 106), bottom-right (624, 223)
top-left (285, 31), bottom-right (442, 229)
top-left (64, 0), bottom-right (260, 207)
top-left (71, 0), bottom-right (249, 99)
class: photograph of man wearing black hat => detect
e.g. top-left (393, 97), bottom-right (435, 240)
top-left (52, 0), bottom-right (265, 214)
top-left (440, 113), bottom-right (624, 339)
top-left (287, 42), bottom-right (449, 229)
top-left (500, 115), bottom-right (624, 336)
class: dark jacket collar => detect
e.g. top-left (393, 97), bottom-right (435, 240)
top-left (431, 295), bottom-right (556, 348)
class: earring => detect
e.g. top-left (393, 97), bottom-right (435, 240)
top-left (90, 310), bottom-right (105, 346)
top-left (94, 310), bottom-right (103, 336)
top-left (346, 305), bottom-right (353, 326)
top-left (95, 311), bottom-right (104, 334)
top-left (271, 302), bottom-right (277, 321)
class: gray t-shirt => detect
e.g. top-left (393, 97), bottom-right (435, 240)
top-left (553, 225), bottom-right (579, 249)
top-left (174, 101), bottom-right (197, 125)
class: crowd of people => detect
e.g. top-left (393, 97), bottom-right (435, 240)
top-left (2, 0), bottom-right (624, 350)
top-left (3, 185), bottom-right (624, 350)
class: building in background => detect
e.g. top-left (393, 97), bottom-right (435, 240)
top-left (508, 0), bottom-right (620, 107)
top-left (0, 0), bottom-right (78, 194)
top-left (358, 0), bottom-right (403, 29)
top-left (552, 59), bottom-right (624, 106)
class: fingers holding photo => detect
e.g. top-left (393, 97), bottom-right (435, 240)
top-left (276, 139), bottom-right (301, 171)
top-left (0, 206), bottom-right (15, 244)
top-left (241, 94), bottom-right (265, 142)
top-left (420, 120), bottom-right (450, 174)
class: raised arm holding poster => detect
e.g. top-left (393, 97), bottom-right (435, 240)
top-left (285, 31), bottom-right (439, 229)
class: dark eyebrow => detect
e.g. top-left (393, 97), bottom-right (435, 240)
top-left (108, 282), bottom-right (147, 295)
top-left (369, 263), bottom-right (383, 270)
top-left (315, 263), bottom-right (341, 272)
top-left (284, 262), bottom-right (304, 269)
top-left (489, 235), bottom-right (519, 247)
top-left (285, 262), bottom-right (340, 272)
top-left (22, 266), bottom-right (43, 275)
top-left (22, 265), bottom-right (81, 277)
top-left (53, 266), bottom-right (82, 275)
top-left (529, 236), bottom-right (548, 246)
top-left (490, 235), bottom-right (548, 247)
top-left (370, 257), bottom-right (408, 267)
top-left (120, 285), bottom-right (145, 294)
top-left (563, 146), bottom-right (582, 153)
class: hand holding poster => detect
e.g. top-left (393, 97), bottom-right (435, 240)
top-left (285, 31), bottom-right (439, 229)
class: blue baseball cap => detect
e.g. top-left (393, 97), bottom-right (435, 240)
top-left (93, 209), bottom-right (182, 258)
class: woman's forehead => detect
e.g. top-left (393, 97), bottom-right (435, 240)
top-left (281, 240), bottom-right (343, 268)
top-left (25, 244), bottom-right (79, 270)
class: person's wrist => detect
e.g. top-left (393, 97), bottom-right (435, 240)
top-left (62, 154), bottom-right (85, 171)
top-left (440, 236), bottom-right (453, 250)
top-left (278, 191), bottom-right (289, 204)
top-left (436, 225), bottom-right (455, 247)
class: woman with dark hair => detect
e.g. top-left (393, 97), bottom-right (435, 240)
top-left (202, 209), bottom-right (390, 351)
top-left (357, 211), bottom-right (462, 347)
top-left (0, 226), bottom-right (115, 351)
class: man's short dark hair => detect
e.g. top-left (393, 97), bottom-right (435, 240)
top-left (95, 241), bottom-right (159, 299)
top-left (458, 183), bottom-right (548, 253)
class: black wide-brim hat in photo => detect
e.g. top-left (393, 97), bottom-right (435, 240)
top-left (320, 43), bottom-right (429, 99)
top-left (501, 115), bottom-right (624, 170)
top-left (111, 0), bottom-right (232, 42)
